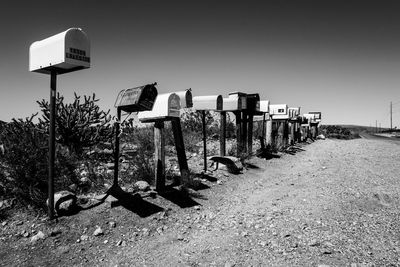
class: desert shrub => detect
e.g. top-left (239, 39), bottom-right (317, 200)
top-left (37, 93), bottom-right (113, 156)
top-left (0, 93), bottom-right (115, 210)
top-left (0, 115), bottom-right (50, 208)
top-left (320, 125), bottom-right (360, 139)
top-left (119, 124), bottom-right (155, 184)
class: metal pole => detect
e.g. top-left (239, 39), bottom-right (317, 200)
top-left (220, 111), bottom-right (226, 156)
top-left (48, 71), bottom-right (56, 220)
top-left (202, 110), bottom-right (207, 172)
top-left (113, 108), bottom-right (121, 186)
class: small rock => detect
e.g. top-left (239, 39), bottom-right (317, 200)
top-left (194, 205), bottom-right (201, 210)
top-left (134, 181), bottom-right (150, 192)
top-left (109, 221), bottom-right (116, 228)
top-left (309, 240), bottom-right (320, 247)
top-left (80, 234), bottom-right (89, 241)
top-left (116, 240), bottom-right (122, 246)
top-left (50, 228), bottom-right (62, 237)
top-left (177, 235), bottom-right (184, 241)
top-left (141, 228), bottom-right (150, 237)
top-left (76, 239), bottom-right (81, 243)
top-left (217, 180), bottom-right (223, 185)
top-left (93, 226), bottom-right (104, 236)
top-left (23, 231), bottom-right (30, 238)
top-left (121, 241), bottom-right (126, 246)
top-left (15, 220), bottom-right (23, 226)
top-left (49, 191), bottom-right (78, 216)
top-left (1, 221), bottom-right (7, 227)
top-left (30, 231), bottom-right (45, 243)
top-left (103, 240), bottom-right (108, 244)
top-left (241, 231), bottom-right (249, 237)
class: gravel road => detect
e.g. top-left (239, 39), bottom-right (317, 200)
top-left (1, 137), bottom-right (400, 266)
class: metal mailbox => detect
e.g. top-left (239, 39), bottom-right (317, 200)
top-left (222, 92), bottom-right (247, 111)
top-left (174, 89), bottom-right (193, 108)
top-left (114, 83), bottom-right (158, 112)
top-left (309, 112), bottom-right (322, 122)
top-left (246, 93), bottom-right (260, 113)
top-left (138, 93), bottom-right (181, 122)
top-left (259, 100), bottom-right (270, 114)
top-left (193, 95), bottom-right (223, 111)
top-left (29, 28), bottom-right (90, 74)
top-left (270, 104), bottom-right (289, 120)
top-left (288, 107), bottom-right (301, 120)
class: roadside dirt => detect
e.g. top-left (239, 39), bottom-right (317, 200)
top-left (1, 137), bottom-right (400, 266)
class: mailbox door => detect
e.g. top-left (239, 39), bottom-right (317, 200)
top-left (168, 94), bottom-right (181, 117)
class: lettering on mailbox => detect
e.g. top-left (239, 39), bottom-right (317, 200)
top-left (66, 47), bottom-right (90, 63)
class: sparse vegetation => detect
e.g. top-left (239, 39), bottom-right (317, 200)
top-left (320, 125), bottom-right (360, 139)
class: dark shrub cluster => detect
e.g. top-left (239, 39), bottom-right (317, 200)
top-left (320, 125), bottom-right (360, 139)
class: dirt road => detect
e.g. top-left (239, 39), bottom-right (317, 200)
top-left (1, 137), bottom-right (400, 266)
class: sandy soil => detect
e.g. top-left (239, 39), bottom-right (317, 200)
top-left (1, 137), bottom-right (400, 266)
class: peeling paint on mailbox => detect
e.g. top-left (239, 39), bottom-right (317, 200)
top-left (114, 83), bottom-right (158, 113)
top-left (29, 28), bottom-right (90, 74)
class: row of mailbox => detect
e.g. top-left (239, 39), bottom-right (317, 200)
top-left (115, 84), bottom-right (322, 124)
top-left (28, 28), bottom-right (321, 124)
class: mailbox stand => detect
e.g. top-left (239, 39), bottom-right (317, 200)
top-left (109, 84), bottom-right (158, 196)
top-left (245, 93), bottom-right (261, 155)
top-left (29, 28), bottom-right (91, 219)
top-left (139, 93), bottom-right (190, 191)
top-left (193, 95), bottom-right (223, 172)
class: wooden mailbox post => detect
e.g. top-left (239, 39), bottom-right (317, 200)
top-left (308, 112), bottom-right (322, 139)
top-left (112, 83), bottom-right (158, 196)
top-left (221, 92), bottom-right (247, 156)
top-left (29, 28), bottom-right (90, 219)
top-left (288, 107), bottom-right (301, 145)
top-left (255, 100), bottom-right (270, 149)
top-left (269, 104), bottom-right (289, 150)
top-left (138, 92), bottom-right (190, 191)
top-left (193, 95), bottom-right (223, 171)
top-left (245, 93), bottom-right (260, 155)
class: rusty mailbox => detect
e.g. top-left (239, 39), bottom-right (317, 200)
top-left (29, 28), bottom-right (90, 74)
top-left (246, 93), bottom-right (260, 113)
top-left (114, 83), bottom-right (158, 113)
top-left (138, 93), bottom-right (181, 122)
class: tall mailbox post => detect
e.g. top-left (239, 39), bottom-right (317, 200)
top-left (29, 28), bottom-right (90, 219)
top-left (256, 100), bottom-right (270, 149)
top-left (193, 95), bottom-right (223, 171)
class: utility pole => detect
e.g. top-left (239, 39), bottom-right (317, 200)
top-left (390, 101), bottom-right (393, 131)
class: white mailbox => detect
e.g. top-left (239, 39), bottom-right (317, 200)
top-left (270, 104), bottom-right (289, 120)
top-left (309, 112), bottom-right (322, 122)
top-left (193, 95), bottom-right (223, 111)
top-left (138, 93), bottom-right (181, 122)
top-left (222, 92), bottom-right (246, 111)
top-left (29, 28), bottom-right (90, 74)
top-left (303, 113), bottom-right (316, 124)
top-left (259, 100), bottom-right (270, 113)
top-left (174, 89), bottom-right (193, 108)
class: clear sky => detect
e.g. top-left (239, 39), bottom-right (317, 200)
top-left (1, 0), bottom-right (400, 127)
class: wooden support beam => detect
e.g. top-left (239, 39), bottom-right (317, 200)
top-left (247, 113), bottom-right (254, 155)
top-left (235, 111), bottom-right (243, 156)
top-left (242, 111), bottom-right (248, 154)
top-left (154, 121), bottom-right (165, 192)
top-left (171, 118), bottom-right (190, 187)
top-left (220, 111), bottom-right (226, 156)
top-left (266, 119), bottom-right (273, 147)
